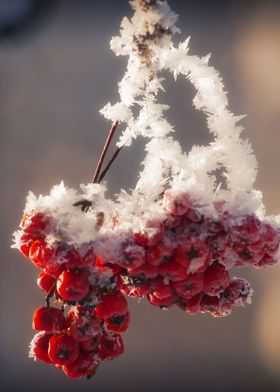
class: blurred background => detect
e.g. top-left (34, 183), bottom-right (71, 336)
top-left (1, 0), bottom-right (280, 391)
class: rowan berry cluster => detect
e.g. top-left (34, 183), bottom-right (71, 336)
top-left (16, 190), bottom-right (280, 378)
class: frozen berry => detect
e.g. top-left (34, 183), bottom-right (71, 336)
top-left (29, 331), bottom-right (53, 363)
top-left (203, 262), bottom-right (230, 296)
top-left (48, 334), bottom-right (79, 365)
top-left (95, 291), bottom-right (128, 320)
top-left (173, 273), bottom-right (204, 300)
top-left (67, 313), bottom-right (101, 342)
top-left (32, 307), bottom-right (65, 333)
top-left (57, 269), bottom-right (90, 302)
top-left (62, 352), bottom-right (99, 378)
top-left (98, 332), bottom-right (124, 361)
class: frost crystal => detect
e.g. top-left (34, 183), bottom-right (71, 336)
top-left (13, 0), bottom-right (280, 378)
top-left (13, 0), bottom-right (279, 248)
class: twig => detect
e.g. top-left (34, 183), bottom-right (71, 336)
top-left (97, 145), bottom-right (124, 183)
top-left (92, 121), bottom-right (119, 183)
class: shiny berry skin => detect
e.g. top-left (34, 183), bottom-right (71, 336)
top-left (97, 332), bottom-right (124, 361)
top-left (29, 240), bottom-right (53, 269)
top-left (32, 307), bottom-right (65, 333)
top-left (48, 334), bottom-right (79, 365)
top-left (147, 292), bottom-right (178, 308)
top-left (37, 272), bottom-right (57, 294)
top-left (151, 277), bottom-right (174, 299)
top-left (173, 273), bottom-right (204, 300)
top-left (62, 352), bottom-right (99, 378)
top-left (203, 262), bottom-right (230, 296)
top-left (106, 311), bottom-right (130, 333)
top-left (29, 332), bottom-right (53, 363)
top-left (95, 291), bottom-right (128, 320)
top-left (20, 212), bottom-right (49, 232)
top-left (120, 282), bottom-right (151, 297)
top-left (67, 314), bottom-right (101, 342)
top-left (56, 269), bottom-right (90, 302)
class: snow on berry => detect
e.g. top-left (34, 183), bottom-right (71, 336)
top-left (12, 0), bottom-right (280, 380)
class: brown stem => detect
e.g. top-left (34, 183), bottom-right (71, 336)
top-left (92, 121), bottom-right (119, 183)
top-left (97, 145), bottom-right (124, 183)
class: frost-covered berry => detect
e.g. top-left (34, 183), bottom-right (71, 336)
top-left (62, 352), bottom-right (99, 378)
top-left (79, 334), bottom-right (102, 352)
top-left (159, 258), bottom-right (187, 282)
top-left (151, 276), bottom-right (174, 299)
top-left (48, 334), bottom-right (79, 365)
top-left (95, 291), bottom-right (128, 320)
top-left (173, 273), bottom-right (204, 300)
top-left (32, 307), bottom-right (65, 333)
top-left (203, 262), bottom-right (230, 296)
top-left (29, 331), bottom-right (53, 363)
top-left (224, 278), bottom-right (252, 306)
top-left (97, 332), bottom-right (124, 361)
top-left (56, 269), bottom-right (90, 302)
top-left (67, 312), bottom-right (101, 342)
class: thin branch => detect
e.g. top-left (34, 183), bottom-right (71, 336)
top-left (92, 120), bottom-right (119, 183)
top-left (98, 145), bottom-right (124, 183)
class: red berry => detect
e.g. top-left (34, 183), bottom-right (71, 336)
top-left (32, 307), bottom-right (65, 333)
top-left (159, 259), bottom-right (187, 282)
top-left (120, 282), bottom-right (151, 297)
top-left (29, 240), bottom-right (52, 269)
top-left (67, 313), bottom-right (101, 342)
top-left (173, 273), bottom-right (204, 300)
top-left (151, 276), bottom-right (174, 299)
top-left (134, 219), bottom-right (164, 247)
top-left (120, 240), bottom-right (146, 269)
top-left (62, 351), bottom-right (99, 378)
top-left (128, 263), bottom-right (158, 279)
top-left (147, 292), bottom-right (178, 308)
top-left (96, 256), bottom-right (122, 276)
top-left (29, 332), bottom-right (53, 363)
top-left (184, 293), bottom-right (203, 315)
top-left (37, 272), bottom-right (57, 294)
top-left (180, 239), bottom-right (209, 273)
top-left (201, 294), bottom-right (233, 317)
top-left (224, 278), bottom-right (252, 306)
top-left (146, 244), bottom-right (165, 266)
top-left (163, 191), bottom-right (189, 216)
top-left (106, 311), bottom-right (130, 333)
top-left (231, 215), bottom-right (261, 243)
top-left (95, 291), bottom-right (128, 320)
top-left (97, 332), bottom-right (124, 361)
top-left (79, 334), bottom-right (102, 352)
top-left (57, 269), bottom-right (90, 302)
top-left (254, 253), bottom-right (278, 269)
top-left (48, 334), bottom-right (79, 365)
top-left (21, 212), bottom-right (49, 232)
top-left (203, 262), bottom-right (230, 296)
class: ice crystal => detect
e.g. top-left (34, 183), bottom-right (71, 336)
top-left (14, 0), bottom-right (279, 248)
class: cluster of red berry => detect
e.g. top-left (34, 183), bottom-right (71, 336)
top-left (17, 191), bottom-right (280, 378)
